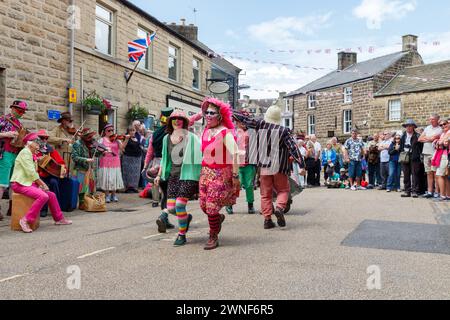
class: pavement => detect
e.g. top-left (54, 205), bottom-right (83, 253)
top-left (1, 187), bottom-right (450, 300)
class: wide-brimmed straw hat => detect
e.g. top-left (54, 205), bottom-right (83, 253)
top-left (57, 112), bottom-right (73, 123)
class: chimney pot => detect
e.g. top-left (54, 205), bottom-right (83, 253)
top-left (180, 18), bottom-right (186, 25)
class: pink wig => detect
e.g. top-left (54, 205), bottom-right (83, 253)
top-left (201, 97), bottom-right (235, 130)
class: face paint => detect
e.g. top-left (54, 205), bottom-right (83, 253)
top-left (172, 118), bottom-right (184, 129)
top-left (206, 108), bottom-right (219, 128)
top-left (11, 109), bottom-right (24, 119)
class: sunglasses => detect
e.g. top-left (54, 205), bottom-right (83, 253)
top-left (106, 129), bottom-right (114, 132)
top-left (440, 123), bottom-right (448, 127)
top-left (205, 111), bottom-right (219, 116)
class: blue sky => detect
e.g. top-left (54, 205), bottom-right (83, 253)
top-left (130, 0), bottom-right (450, 98)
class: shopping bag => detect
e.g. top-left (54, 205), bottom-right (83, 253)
top-left (83, 192), bottom-right (107, 212)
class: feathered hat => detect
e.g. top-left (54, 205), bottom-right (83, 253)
top-left (201, 97), bottom-right (235, 130)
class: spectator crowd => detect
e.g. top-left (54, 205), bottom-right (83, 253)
top-left (291, 114), bottom-right (450, 201)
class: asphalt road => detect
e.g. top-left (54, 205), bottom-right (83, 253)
top-left (1, 187), bottom-right (450, 300)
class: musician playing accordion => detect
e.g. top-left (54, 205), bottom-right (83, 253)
top-left (0, 100), bottom-right (27, 221)
top-left (36, 129), bottom-right (67, 217)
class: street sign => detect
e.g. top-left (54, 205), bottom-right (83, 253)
top-left (48, 110), bottom-right (61, 121)
top-left (69, 88), bottom-right (77, 103)
top-left (208, 81), bottom-right (230, 94)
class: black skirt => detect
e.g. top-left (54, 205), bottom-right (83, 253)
top-left (167, 175), bottom-right (199, 200)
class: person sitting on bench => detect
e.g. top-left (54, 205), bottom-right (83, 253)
top-left (10, 132), bottom-right (72, 233)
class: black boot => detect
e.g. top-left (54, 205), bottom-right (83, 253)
top-left (248, 203), bottom-right (256, 214)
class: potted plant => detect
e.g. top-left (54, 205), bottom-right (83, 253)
top-left (82, 92), bottom-right (111, 115)
top-left (126, 103), bottom-right (149, 123)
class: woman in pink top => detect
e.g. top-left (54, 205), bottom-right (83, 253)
top-left (97, 124), bottom-right (126, 203)
top-left (199, 98), bottom-right (240, 250)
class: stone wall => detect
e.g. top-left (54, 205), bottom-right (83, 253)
top-left (0, 0), bottom-right (216, 133)
top-left (73, 0), bottom-right (213, 133)
top-left (293, 80), bottom-right (373, 144)
top-left (292, 50), bottom-right (426, 144)
top-left (372, 89), bottom-right (450, 132)
top-left (0, 0), bottom-right (70, 130)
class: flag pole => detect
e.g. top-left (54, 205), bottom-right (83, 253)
top-left (126, 53), bottom-right (144, 84)
top-left (126, 30), bottom-right (157, 85)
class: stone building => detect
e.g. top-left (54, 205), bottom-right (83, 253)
top-left (373, 60), bottom-right (450, 130)
top-left (0, 0), bottom-right (240, 134)
top-left (286, 35), bottom-right (424, 143)
top-left (0, 0), bottom-right (71, 129)
top-left (238, 95), bottom-right (276, 119)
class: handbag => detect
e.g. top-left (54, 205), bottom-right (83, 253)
top-left (399, 151), bottom-right (411, 164)
top-left (83, 192), bottom-right (107, 212)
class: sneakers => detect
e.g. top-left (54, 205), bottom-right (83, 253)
top-left (225, 206), bottom-right (234, 215)
top-left (396, 189), bottom-right (402, 193)
top-left (105, 195), bottom-right (111, 203)
top-left (386, 189), bottom-right (391, 193)
top-left (173, 234), bottom-right (187, 247)
top-left (19, 218), bottom-right (33, 233)
top-left (204, 233), bottom-right (219, 250)
top-left (421, 193), bottom-right (433, 199)
top-left (434, 193), bottom-right (440, 199)
top-left (112, 195), bottom-right (119, 202)
top-left (412, 193), bottom-right (419, 198)
top-left (274, 208), bottom-right (286, 227)
top-left (152, 202), bottom-right (159, 208)
top-left (351, 185), bottom-right (357, 191)
top-left (55, 218), bottom-right (72, 225)
top-left (357, 186), bottom-right (366, 190)
top-left (264, 219), bottom-right (276, 229)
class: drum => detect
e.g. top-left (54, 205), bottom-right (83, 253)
top-left (38, 155), bottom-right (65, 178)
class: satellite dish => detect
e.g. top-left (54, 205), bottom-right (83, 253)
top-left (209, 81), bottom-right (230, 94)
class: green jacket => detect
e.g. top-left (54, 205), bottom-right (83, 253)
top-left (160, 132), bottom-right (202, 182)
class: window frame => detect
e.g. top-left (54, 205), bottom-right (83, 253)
top-left (95, 3), bottom-right (114, 56)
top-left (388, 99), bottom-right (402, 122)
top-left (343, 109), bottom-right (352, 134)
top-left (192, 57), bottom-right (201, 90)
top-left (343, 87), bottom-right (353, 104)
top-left (307, 115), bottom-right (316, 135)
top-left (307, 94), bottom-right (317, 109)
top-left (168, 44), bottom-right (180, 82)
top-left (136, 27), bottom-right (153, 72)
top-left (285, 99), bottom-right (290, 112)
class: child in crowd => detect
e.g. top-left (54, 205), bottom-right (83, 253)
top-left (340, 168), bottom-right (350, 189)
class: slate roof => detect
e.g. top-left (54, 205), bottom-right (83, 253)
top-left (375, 60), bottom-right (450, 96)
top-left (286, 51), bottom-right (409, 97)
top-left (191, 40), bottom-right (242, 74)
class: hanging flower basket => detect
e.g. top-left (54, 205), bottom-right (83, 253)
top-left (126, 103), bottom-right (149, 123)
top-left (82, 92), bottom-right (111, 115)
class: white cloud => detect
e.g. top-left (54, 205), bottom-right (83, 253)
top-left (247, 13), bottom-right (333, 47)
top-left (353, 0), bottom-right (417, 30)
top-left (233, 31), bottom-right (450, 100)
top-left (225, 29), bottom-right (240, 40)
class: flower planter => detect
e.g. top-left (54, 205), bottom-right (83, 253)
top-left (85, 104), bottom-right (103, 115)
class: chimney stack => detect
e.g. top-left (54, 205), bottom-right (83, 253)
top-left (338, 52), bottom-right (357, 70)
top-left (402, 34), bottom-right (418, 52)
top-left (167, 19), bottom-right (198, 41)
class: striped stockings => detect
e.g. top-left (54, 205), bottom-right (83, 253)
top-left (207, 213), bottom-right (222, 235)
top-left (168, 198), bottom-right (189, 236)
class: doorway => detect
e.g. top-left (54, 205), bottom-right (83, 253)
top-left (98, 107), bottom-right (117, 135)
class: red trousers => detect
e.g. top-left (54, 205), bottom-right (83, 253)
top-left (260, 173), bottom-right (289, 219)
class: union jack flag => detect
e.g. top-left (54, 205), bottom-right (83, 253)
top-left (128, 32), bottom-right (156, 63)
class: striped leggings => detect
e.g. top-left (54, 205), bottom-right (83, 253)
top-left (167, 198), bottom-right (189, 236)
